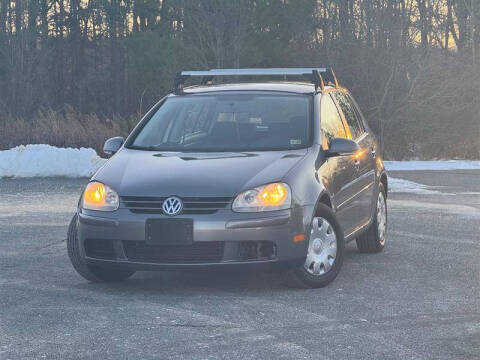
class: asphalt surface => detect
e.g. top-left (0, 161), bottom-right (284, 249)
top-left (0, 170), bottom-right (479, 360)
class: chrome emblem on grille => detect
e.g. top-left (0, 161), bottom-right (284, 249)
top-left (162, 196), bottom-right (183, 216)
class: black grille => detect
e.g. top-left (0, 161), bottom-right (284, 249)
top-left (123, 241), bottom-right (224, 263)
top-left (84, 239), bottom-right (115, 259)
top-left (120, 196), bottom-right (232, 215)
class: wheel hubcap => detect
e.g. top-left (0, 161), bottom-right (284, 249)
top-left (377, 192), bottom-right (387, 245)
top-left (304, 217), bottom-right (337, 276)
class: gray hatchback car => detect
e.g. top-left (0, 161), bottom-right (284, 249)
top-left (68, 68), bottom-right (388, 288)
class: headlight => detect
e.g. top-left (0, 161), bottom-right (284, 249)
top-left (232, 182), bottom-right (291, 212)
top-left (82, 181), bottom-right (119, 211)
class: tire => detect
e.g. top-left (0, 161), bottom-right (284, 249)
top-left (67, 214), bottom-right (135, 282)
top-left (287, 204), bottom-right (345, 288)
top-left (356, 183), bottom-right (387, 253)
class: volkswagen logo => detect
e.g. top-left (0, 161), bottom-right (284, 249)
top-left (162, 196), bottom-right (183, 216)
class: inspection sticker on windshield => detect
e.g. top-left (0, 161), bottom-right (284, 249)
top-left (290, 139), bottom-right (302, 145)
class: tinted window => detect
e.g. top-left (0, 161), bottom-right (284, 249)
top-left (320, 94), bottom-right (347, 147)
top-left (350, 95), bottom-right (367, 128)
top-left (130, 93), bottom-right (312, 152)
top-left (334, 92), bottom-right (364, 139)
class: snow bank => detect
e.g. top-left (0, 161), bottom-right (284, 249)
top-left (385, 160), bottom-right (480, 171)
top-left (388, 177), bottom-right (445, 195)
top-left (0, 144), bottom-right (106, 178)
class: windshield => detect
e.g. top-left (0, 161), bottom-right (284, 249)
top-left (128, 92), bottom-right (312, 152)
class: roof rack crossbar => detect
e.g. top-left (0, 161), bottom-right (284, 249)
top-left (173, 68), bottom-right (331, 94)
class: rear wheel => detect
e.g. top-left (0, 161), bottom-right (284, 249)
top-left (67, 215), bottom-right (135, 282)
top-left (356, 183), bottom-right (387, 253)
top-left (288, 204), bottom-right (344, 288)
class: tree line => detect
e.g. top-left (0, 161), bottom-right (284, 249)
top-left (0, 0), bottom-right (478, 159)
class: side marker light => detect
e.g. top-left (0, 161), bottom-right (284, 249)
top-left (293, 234), bottom-right (306, 243)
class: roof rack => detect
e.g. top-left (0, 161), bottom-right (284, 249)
top-left (173, 68), bottom-right (339, 94)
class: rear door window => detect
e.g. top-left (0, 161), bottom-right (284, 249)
top-left (334, 92), bottom-right (364, 140)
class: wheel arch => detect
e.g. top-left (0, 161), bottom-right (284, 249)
top-left (314, 191), bottom-right (334, 216)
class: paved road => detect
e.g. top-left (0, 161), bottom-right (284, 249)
top-left (0, 171), bottom-right (479, 360)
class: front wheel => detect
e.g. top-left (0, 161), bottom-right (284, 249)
top-left (288, 204), bottom-right (345, 288)
top-left (67, 215), bottom-right (135, 282)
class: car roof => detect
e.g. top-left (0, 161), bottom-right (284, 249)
top-left (179, 82), bottom-right (336, 95)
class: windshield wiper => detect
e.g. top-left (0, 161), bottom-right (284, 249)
top-left (126, 145), bottom-right (161, 151)
top-left (127, 142), bottom-right (187, 151)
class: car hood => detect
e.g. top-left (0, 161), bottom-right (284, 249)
top-left (93, 148), bottom-right (308, 197)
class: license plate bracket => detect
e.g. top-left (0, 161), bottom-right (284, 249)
top-left (145, 219), bottom-right (193, 246)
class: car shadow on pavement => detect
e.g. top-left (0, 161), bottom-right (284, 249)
top-left (77, 268), bottom-right (292, 295)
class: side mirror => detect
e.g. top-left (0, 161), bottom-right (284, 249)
top-left (325, 138), bottom-right (359, 157)
top-left (103, 136), bottom-right (124, 156)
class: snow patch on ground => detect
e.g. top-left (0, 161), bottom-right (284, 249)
top-left (385, 160), bottom-right (480, 171)
top-left (0, 144), bottom-right (106, 178)
top-left (388, 177), bottom-right (446, 195)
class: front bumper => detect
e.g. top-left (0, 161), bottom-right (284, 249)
top-left (77, 206), bottom-right (313, 270)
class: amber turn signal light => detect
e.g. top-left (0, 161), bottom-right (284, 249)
top-left (82, 181), bottom-right (119, 211)
top-left (258, 183), bottom-right (288, 206)
top-left (293, 234), bottom-right (306, 243)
